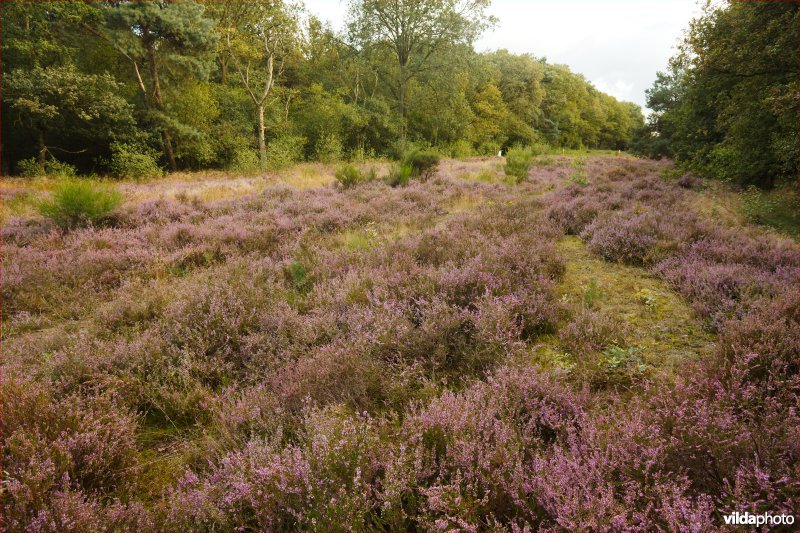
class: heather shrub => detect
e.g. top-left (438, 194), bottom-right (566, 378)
top-left (108, 142), bottom-right (163, 179)
top-left (37, 179), bottom-right (122, 230)
top-left (504, 145), bottom-right (535, 182)
top-left (166, 407), bottom-right (385, 531)
top-left (558, 308), bottom-right (622, 355)
top-left (581, 211), bottom-right (660, 264)
top-left (529, 404), bottom-right (717, 530)
top-left (2, 380), bottom-right (141, 530)
top-left (377, 366), bottom-right (583, 530)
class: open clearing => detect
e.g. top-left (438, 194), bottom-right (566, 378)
top-left (2, 156), bottom-right (797, 530)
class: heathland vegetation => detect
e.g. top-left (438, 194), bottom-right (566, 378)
top-left (1, 1), bottom-right (798, 531)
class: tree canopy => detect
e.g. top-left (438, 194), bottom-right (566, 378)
top-left (632, 0), bottom-right (798, 188)
top-left (1, 0), bottom-right (644, 176)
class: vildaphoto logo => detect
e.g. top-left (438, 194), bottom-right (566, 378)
top-left (722, 511), bottom-right (795, 527)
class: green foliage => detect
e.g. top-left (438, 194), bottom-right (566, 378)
top-left (315, 133), bottom-right (344, 163)
top-left (108, 143), bottom-right (163, 179)
top-left (17, 158), bottom-right (77, 178)
top-left (228, 149), bottom-right (261, 173)
top-left (334, 164), bottom-right (376, 189)
top-left (504, 146), bottom-right (535, 183)
top-left (403, 150), bottom-right (440, 181)
top-left (285, 260), bottom-right (312, 295)
top-left (736, 184), bottom-right (799, 236)
top-left (570, 156), bottom-right (588, 186)
top-left (0, 0), bottom-right (644, 175)
top-left (385, 164), bottom-right (413, 188)
top-left (583, 279), bottom-right (602, 309)
top-left (601, 345), bottom-right (647, 386)
top-left (37, 179), bottom-right (122, 230)
top-left (268, 136), bottom-right (306, 170)
top-left (636, 1), bottom-right (798, 188)
top-left (740, 186), bottom-right (777, 225)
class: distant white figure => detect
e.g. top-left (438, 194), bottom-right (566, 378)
top-left (497, 150), bottom-right (503, 158)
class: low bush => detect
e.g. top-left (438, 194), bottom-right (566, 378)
top-left (504, 146), bottom-right (535, 182)
top-left (268, 135), bottom-right (306, 169)
top-left (227, 148), bottom-right (261, 173)
top-left (17, 157), bottom-right (77, 178)
top-left (315, 133), bottom-right (343, 163)
top-left (37, 179), bottom-right (122, 230)
top-left (403, 150), bottom-right (440, 181)
top-left (108, 142), bottom-right (163, 179)
top-left (559, 308), bottom-right (621, 355)
top-left (334, 164), bottom-right (376, 189)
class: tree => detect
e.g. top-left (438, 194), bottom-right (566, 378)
top-left (223, 0), bottom-right (299, 165)
top-left (99, 1), bottom-right (217, 171)
top-left (347, 0), bottom-right (495, 140)
top-left (5, 66), bottom-right (133, 171)
top-left (636, 1), bottom-right (798, 187)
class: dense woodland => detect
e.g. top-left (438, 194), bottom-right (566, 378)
top-left (1, 0), bottom-right (645, 177)
top-left (632, 1), bottom-right (798, 188)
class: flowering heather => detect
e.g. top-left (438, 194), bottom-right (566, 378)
top-left (3, 158), bottom-right (798, 530)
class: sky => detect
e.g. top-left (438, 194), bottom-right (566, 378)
top-left (302, 0), bottom-right (703, 112)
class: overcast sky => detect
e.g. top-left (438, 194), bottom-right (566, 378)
top-left (302, 0), bottom-right (703, 112)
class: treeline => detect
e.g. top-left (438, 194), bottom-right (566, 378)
top-left (632, 1), bottom-right (798, 189)
top-left (1, 0), bottom-right (643, 177)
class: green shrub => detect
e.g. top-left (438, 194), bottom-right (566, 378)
top-left (285, 260), bottom-right (312, 295)
top-left (315, 133), bottom-right (343, 163)
top-left (583, 278), bottom-right (603, 308)
top-left (385, 163), bottom-right (413, 187)
top-left (600, 345), bottom-right (647, 387)
top-left (504, 146), bottom-right (535, 183)
top-left (17, 157), bottom-right (77, 178)
top-left (108, 142), bottom-right (162, 179)
top-left (403, 150), bottom-right (440, 181)
top-left (446, 139), bottom-right (473, 159)
top-left (37, 179), bottom-right (122, 230)
top-left (740, 185), bottom-right (778, 225)
top-left (570, 155), bottom-right (588, 186)
top-left (268, 135), bottom-right (306, 169)
top-left (334, 164), bottom-right (376, 189)
top-left (16, 158), bottom-right (43, 177)
top-left (228, 148), bottom-right (261, 173)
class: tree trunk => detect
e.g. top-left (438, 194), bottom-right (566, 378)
top-left (146, 39), bottom-right (178, 172)
top-left (258, 104), bottom-right (267, 164)
top-left (398, 64), bottom-right (408, 145)
top-left (37, 129), bottom-right (47, 173)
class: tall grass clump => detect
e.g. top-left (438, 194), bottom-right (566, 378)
top-left (37, 179), bottom-right (122, 230)
top-left (504, 146), bottom-right (535, 182)
top-left (385, 163), bottom-right (413, 187)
